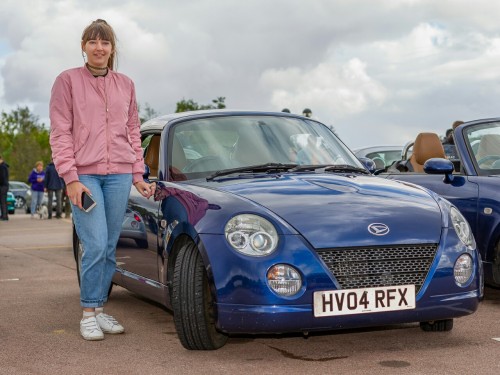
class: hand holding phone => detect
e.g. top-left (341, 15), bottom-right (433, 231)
top-left (81, 191), bottom-right (96, 212)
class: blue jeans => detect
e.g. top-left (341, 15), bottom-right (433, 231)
top-left (30, 190), bottom-right (44, 214)
top-left (71, 174), bottom-right (132, 308)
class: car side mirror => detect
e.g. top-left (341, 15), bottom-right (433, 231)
top-left (423, 158), bottom-right (454, 183)
top-left (358, 157), bottom-right (376, 174)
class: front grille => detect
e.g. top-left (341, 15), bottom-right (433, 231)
top-left (316, 244), bottom-right (438, 292)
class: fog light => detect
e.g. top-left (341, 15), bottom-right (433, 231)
top-left (267, 264), bottom-right (302, 297)
top-left (454, 254), bottom-right (473, 286)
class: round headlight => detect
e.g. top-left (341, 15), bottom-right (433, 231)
top-left (225, 214), bottom-right (278, 256)
top-left (267, 264), bottom-right (302, 297)
top-left (454, 254), bottom-right (473, 286)
top-left (450, 206), bottom-right (475, 250)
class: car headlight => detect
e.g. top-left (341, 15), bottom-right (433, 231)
top-left (454, 254), bottom-right (473, 286)
top-left (267, 264), bottom-right (302, 297)
top-left (450, 206), bottom-right (476, 250)
top-left (225, 214), bottom-right (278, 256)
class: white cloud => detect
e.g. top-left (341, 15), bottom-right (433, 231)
top-left (261, 58), bottom-right (387, 117)
top-left (2, 0), bottom-right (500, 148)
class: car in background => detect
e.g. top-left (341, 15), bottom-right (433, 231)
top-left (380, 118), bottom-right (500, 287)
top-left (119, 208), bottom-right (149, 248)
top-left (6, 191), bottom-right (16, 215)
top-left (353, 145), bottom-right (403, 170)
top-left (73, 110), bottom-right (482, 350)
top-left (8, 181), bottom-right (31, 209)
top-left (25, 192), bottom-right (57, 214)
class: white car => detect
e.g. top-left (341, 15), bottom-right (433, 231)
top-left (353, 145), bottom-right (404, 169)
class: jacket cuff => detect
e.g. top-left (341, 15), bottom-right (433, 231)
top-left (63, 171), bottom-right (79, 186)
top-left (132, 173), bottom-right (143, 184)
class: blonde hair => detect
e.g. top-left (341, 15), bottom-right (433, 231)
top-left (35, 161), bottom-right (43, 168)
top-left (81, 19), bottom-right (118, 70)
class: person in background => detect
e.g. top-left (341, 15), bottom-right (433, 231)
top-left (62, 182), bottom-right (72, 218)
top-left (49, 19), bottom-right (155, 341)
top-left (28, 161), bottom-right (45, 218)
top-left (44, 158), bottom-right (64, 219)
top-left (442, 120), bottom-right (463, 160)
top-left (0, 155), bottom-right (9, 221)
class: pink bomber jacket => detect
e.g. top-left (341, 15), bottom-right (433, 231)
top-left (49, 66), bottom-right (144, 185)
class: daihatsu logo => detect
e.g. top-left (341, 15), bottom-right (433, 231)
top-left (368, 223), bottom-right (390, 236)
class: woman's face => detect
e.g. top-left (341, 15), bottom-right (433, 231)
top-left (83, 38), bottom-right (112, 68)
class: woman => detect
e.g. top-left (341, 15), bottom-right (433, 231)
top-left (49, 19), bottom-right (155, 341)
top-left (28, 161), bottom-right (45, 217)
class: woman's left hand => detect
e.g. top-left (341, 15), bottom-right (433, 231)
top-left (134, 181), bottom-right (156, 198)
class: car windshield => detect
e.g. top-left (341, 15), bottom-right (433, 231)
top-left (465, 121), bottom-right (500, 175)
top-left (168, 115), bottom-right (363, 181)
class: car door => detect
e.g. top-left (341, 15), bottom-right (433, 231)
top-left (115, 134), bottom-right (162, 284)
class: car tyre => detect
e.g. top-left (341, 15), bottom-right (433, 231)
top-left (135, 239), bottom-right (148, 249)
top-left (73, 226), bottom-right (113, 296)
top-left (172, 241), bottom-right (228, 350)
top-left (491, 241), bottom-right (500, 287)
top-left (419, 319), bottom-right (453, 332)
top-left (15, 196), bottom-right (26, 209)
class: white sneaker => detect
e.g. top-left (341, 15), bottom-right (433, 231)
top-left (96, 313), bottom-right (125, 334)
top-left (80, 316), bottom-right (104, 341)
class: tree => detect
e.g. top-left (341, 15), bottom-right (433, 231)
top-left (0, 107), bottom-right (50, 181)
top-left (175, 97), bottom-right (226, 113)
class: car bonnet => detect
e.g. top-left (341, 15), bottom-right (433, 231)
top-left (214, 174), bottom-right (442, 249)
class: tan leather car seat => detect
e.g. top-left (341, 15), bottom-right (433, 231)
top-left (476, 134), bottom-right (500, 168)
top-left (476, 134), bottom-right (500, 160)
top-left (409, 132), bottom-right (446, 173)
top-left (144, 135), bottom-right (160, 178)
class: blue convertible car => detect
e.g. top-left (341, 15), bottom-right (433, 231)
top-left (381, 118), bottom-right (500, 288)
top-left (73, 110), bottom-right (482, 350)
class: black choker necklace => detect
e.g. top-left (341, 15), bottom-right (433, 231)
top-left (86, 63), bottom-right (108, 71)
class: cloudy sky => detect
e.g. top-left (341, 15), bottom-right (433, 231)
top-left (1, 0), bottom-right (500, 149)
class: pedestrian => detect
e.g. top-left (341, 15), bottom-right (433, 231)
top-left (44, 158), bottom-right (64, 219)
top-left (62, 182), bottom-right (72, 218)
top-left (28, 161), bottom-right (45, 218)
top-left (49, 19), bottom-right (155, 341)
top-left (0, 155), bottom-right (9, 221)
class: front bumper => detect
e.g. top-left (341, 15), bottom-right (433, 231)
top-left (216, 289), bottom-right (480, 334)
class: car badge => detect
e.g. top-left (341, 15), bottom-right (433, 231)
top-left (368, 223), bottom-right (390, 236)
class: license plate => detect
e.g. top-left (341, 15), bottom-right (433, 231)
top-left (313, 285), bottom-right (416, 317)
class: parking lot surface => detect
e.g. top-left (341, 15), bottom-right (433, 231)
top-left (1, 213), bottom-right (500, 375)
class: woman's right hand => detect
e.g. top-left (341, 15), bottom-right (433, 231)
top-left (66, 181), bottom-right (91, 210)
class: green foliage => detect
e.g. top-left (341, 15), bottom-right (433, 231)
top-left (175, 97), bottom-right (226, 113)
top-left (0, 107), bottom-right (50, 181)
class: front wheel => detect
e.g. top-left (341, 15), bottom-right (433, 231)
top-left (420, 319), bottom-right (453, 332)
top-left (172, 242), bottom-right (228, 350)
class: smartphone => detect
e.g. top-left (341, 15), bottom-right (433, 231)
top-left (82, 191), bottom-right (96, 212)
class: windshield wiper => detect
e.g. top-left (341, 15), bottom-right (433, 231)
top-left (289, 164), bottom-right (370, 174)
top-left (324, 165), bottom-right (370, 174)
top-left (206, 163), bottom-right (298, 181)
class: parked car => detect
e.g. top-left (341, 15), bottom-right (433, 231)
top-left (8, 181), bottom-right (31, 209)
top-left (353, 145), bottom-right (403, 169)
top-left (380, 118), bottom-right (500, 287)
top-left (5, 191), bottom-right (16, 215)
top-left (25, 192), bottom-right (58, 214)
top-left (73, 110), bottom-right (482, 350)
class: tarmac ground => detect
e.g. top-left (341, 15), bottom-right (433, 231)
top-left (1, 212), bottom-right (500, 375)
